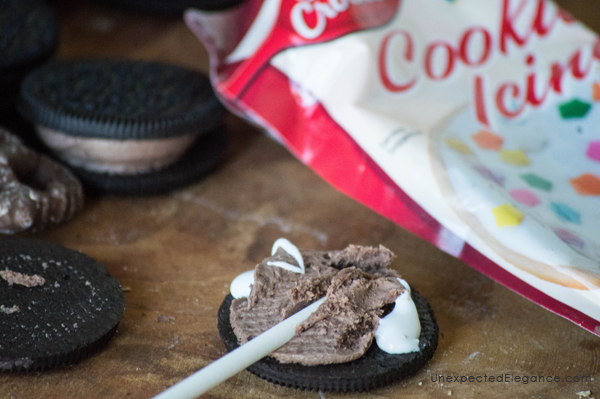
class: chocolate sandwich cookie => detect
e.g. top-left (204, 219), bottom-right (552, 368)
top-left (0, 239), bottom-right (124, 372)
top-left (219, 243), bottom-right (439, 392)
top-left (18, 59), bottom-right (227, 195)
top-left (92, 0), bottom-right (246, 16)
top-left (0, 0), bottom-right (58, 116)
top-left (219, 290), bottom-right (438, 392)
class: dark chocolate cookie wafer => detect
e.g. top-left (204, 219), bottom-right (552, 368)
top-left (19, 59), bottom-right (224, 140)
top-left (0, 0), bottom-right (58, 115)
top-left (0, 239), bottom-right (124, 372)
top-left (18, 59), bottom-right (227, 195)
top-left (218, 290), bottom-right (438, 392)
top-left (92, 0), bottom-right (246, 16)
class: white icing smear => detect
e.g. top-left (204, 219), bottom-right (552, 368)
top-left (231, 270), bottom-right (254, 299)
top-left (375, 278), bottom-right (421, 354)
top-left (267, 237), bottom-right (305, 274)
top-left (230, 270), bottom-right (254, 299)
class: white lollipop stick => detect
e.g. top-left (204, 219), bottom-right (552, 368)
top-left (152, 297), bottom-right (326, 399)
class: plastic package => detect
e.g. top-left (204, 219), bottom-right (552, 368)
top-left (186, 0), bottom-right (600, 335)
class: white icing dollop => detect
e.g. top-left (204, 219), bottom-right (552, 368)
top-left (230, 270), bottom-right (254, 299)
top-left (266, 238), bottom-right (305, 274)
top-left (374, 278), bottom-right (421, 354)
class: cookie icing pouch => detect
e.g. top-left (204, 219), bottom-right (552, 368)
top-left (186, 0), bottom-right (600, 335)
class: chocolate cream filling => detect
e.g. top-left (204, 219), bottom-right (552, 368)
top-left (37, 126), bottom-right (199, 174)
top-left (230, 245), bottom-right (405, 366)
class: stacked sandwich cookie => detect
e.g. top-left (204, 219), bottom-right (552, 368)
top-left (19, 59), bottom-right (228, 195)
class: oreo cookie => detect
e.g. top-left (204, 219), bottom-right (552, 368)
top-left (91, 0), bottom-right (246, 16)
top-left (0, 239), bottom-right (124, 372)
top-left (0, 0), bottom-right (58, 117)
top-left (18, 59), bottom-right (227, 195)
top-left (218, 290), bottom-right (439, 392)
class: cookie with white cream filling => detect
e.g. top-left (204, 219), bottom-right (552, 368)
top-left (219, 242), bottom-right (438, 392)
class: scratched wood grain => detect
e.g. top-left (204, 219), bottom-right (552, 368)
top-left (1, 0), bottom-right (599, 398)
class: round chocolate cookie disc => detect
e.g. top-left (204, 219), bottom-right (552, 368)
top-left (0, 0), bottom-right (58, 114)
top-left (91, 0), bottom-right (246, 16)
top-left (0, 239), bottom-right (124, 372)
top-left (0, 128), bottom-right (84, 234)
top-left (218, 290), bottom-right (439, 392)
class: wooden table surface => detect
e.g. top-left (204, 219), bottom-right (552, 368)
top-left (2, 1), bottom-right (599, 398)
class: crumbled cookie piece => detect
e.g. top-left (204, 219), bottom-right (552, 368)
top-left (0, 128), bottom-right (84, 234)
top-left (0, 269), bottom-right (45, 287)
top-left (0, 305), bottom-right (20, 314)
top-left (231, 245), bottom-right (403, 365)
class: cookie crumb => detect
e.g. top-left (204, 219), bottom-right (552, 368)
top-left (447, 390), bottom-right (452, 396)
top-left (0, 269), bottom-right (45, 287)
top-left (577, 391), bottom-right (591, 398)
top-left (0, 305), bottom-right (20, 314)
top-left (167, 335), bottom-right (180, 350)
top-left (121, 286), bottom-right (132, 292)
